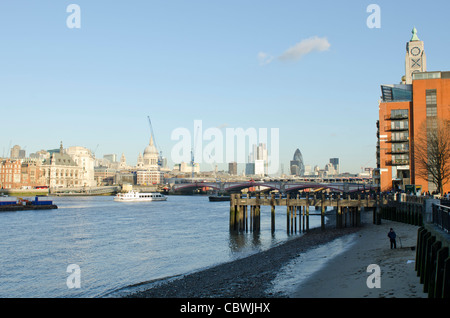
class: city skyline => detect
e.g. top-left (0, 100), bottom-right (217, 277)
top-left (1, 1), bottom-right (450, 174)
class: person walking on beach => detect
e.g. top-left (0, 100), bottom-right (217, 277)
top-left (387, 228), bottom-right (397, 249)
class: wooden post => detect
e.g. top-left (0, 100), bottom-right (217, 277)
top-left (250, 205), bottom-right (253, 232)
top-left (302, 204), bottom-right (305, 232)
top-left (306, 193), bottom-right (310, 231)
top-left (290, 195), bottom-right (296, 233)
top-left (337, 194), bottom-right (341, 229)
top-left (321, 192), bottom-right (325, 230)
top-left (256, 204), bottom-right (260, 232)
top-left (271, 193), bottom-right (275, 234)
top-left (236, 194), bottom-right (241, 231)
top-left (345, 194), bottom-right (350, 227)
top-left (255, 193), bottom-right (261, 233)
top-left (373, 195), bottom-right (377, 224)
top-left (357, 194), bottom-right (361, 227)
top-left (286, 193), bottom-right (290, 234)
top-left (230, 193), bottom-right (236, 231)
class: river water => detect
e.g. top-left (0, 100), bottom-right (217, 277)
top-left (0, 195), bottom-right (323, 298)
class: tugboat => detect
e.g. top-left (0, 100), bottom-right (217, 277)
top-left (208, 194), bottom-right (231, 202)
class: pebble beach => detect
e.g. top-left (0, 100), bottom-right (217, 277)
top-left (125, 211), bottom-right (426, 298)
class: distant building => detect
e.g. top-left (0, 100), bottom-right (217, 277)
top-left (329, 158), bottom-right (339, 175)
top-left (136, 170), bottom-right (163, 185)
top-left (29, 150), bottom-right (50, 161)
top-left (66, 146), bottom-right (96, 187)
top-left (103, 154), bottom-right (117, 163)
top-left (173, 162), bottom-right (200, 174)
top-left (94, 167), bottom-right (116, 186)
top-left (0, 159), bottom-right (23, 189)
top-left (324, 163), bottom-right (336, 176)
top-left (247, 143), bottom-right (268, 176)
top-left (20, 160), bottom-right (46, 188)
top-left (228, 162), bottom-right (237, 175)
top-left (304, 165), bottom-right (312, 176)
top-left (119, 153), bottom-right (128, 169)
top-left (290, 149), bottom-right (305, 176)
top-left (245, 163), bottom-right (255, 176)
top-left (10, 145), bottom-right (25, 159)
top-left (115, 171), bottom-right (136, 185)
top-left (142, 136), bottom-right (159, 171)
top-left (41, 142), bottom-right (83, 188)
top-left (254, 160), bottom-right (265, 176)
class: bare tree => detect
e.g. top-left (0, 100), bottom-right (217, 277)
top-left (414, 119), bottom-right (450, 195)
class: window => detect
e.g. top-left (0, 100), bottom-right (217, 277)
top-left (392, 144), bottom-right (409, 153)
top-left (390, 109), bottom-right (408, 119)
top-left (392, 154), bottom-right (409, 165)
top-left (391, 132), bottom-right (408, 142)
top-left (426, 89), bottom-right (437, 117)
top-left (413, 72), bottom-right (441, 80)
top-left (391, 120), bottom-right (408, 130)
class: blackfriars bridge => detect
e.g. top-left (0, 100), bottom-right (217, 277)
top-left (171, 180), bottom-right (378, 194)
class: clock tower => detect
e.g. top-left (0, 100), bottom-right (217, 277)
top-left (405, 27), bottom-right (426, 84)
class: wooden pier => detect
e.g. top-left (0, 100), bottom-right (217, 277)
top-left (229, 193), bottom-right (377, 233)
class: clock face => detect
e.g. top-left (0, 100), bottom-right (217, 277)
top-left (411, 47), bottom-right (421, 56)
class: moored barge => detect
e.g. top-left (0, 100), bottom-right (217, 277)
top-left (0, 196), bottom-right (57, 212)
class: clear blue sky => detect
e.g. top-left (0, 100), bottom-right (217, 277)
top-left (0, 0), bottom-right (449, 174)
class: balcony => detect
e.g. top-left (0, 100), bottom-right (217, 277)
top-left (384, 114), bottom-right (408, 121)
top-left (388, 137), bottom-right (409, 143)
top-left (385, 126), bottom-right (408, 132)
top-left (386, 149), bottom-right (409, 155)
top-left (385, 159), bottom-right (410, 166)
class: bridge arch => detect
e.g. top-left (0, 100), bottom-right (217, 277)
top-left (172, 182), bottom-right (222, 192)
top-left (223, 182), bottom-right (280, 193)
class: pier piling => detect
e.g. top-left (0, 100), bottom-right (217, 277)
top-left (229, 192), bottom-right (375, 234)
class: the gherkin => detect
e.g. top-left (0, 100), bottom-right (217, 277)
top-left (290, 149), bottom-right (305, 176)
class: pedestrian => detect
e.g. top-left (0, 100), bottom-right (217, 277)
top-left (387, 228), bottom-right (396, 249)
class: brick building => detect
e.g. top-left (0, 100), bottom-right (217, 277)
top-left (377, 28), bottom-right (450, 193)
top-left (136, 170), bottom-right (163, 185)
top-left (0, 159), bottom-right (22, 189)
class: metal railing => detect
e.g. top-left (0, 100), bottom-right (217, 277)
top-left (385, 159), bottom-right (410, 166)
top-left (384, 114), bottom-right (409, 121)
top-left (432, 204), bottom-right (450, 233)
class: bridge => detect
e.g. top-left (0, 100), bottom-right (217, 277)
top-left (171, 180), bottom-right (378, 194)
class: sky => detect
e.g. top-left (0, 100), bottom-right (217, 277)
top-left (0, 0), bottom-right (449, 174)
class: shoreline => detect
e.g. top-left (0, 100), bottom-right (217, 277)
top-left (125, 211), bottom-right (426, 298)
top-left (125, 223), bottom-right (362, 298)
top-left (291, 212), bottom-right (427, 298)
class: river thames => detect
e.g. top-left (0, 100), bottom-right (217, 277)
top-left (0, 195), bottom-right (324, 298)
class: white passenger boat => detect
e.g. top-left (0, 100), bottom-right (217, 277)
top-left (114, 191), bottom-right (167, 202)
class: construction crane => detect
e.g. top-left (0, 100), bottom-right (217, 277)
top-left (91, 144), bottom-right (99, 158)
top-left (147, 116), bottom-right (163, 166)
top-left (191, 125), bottom-right (201, 179)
